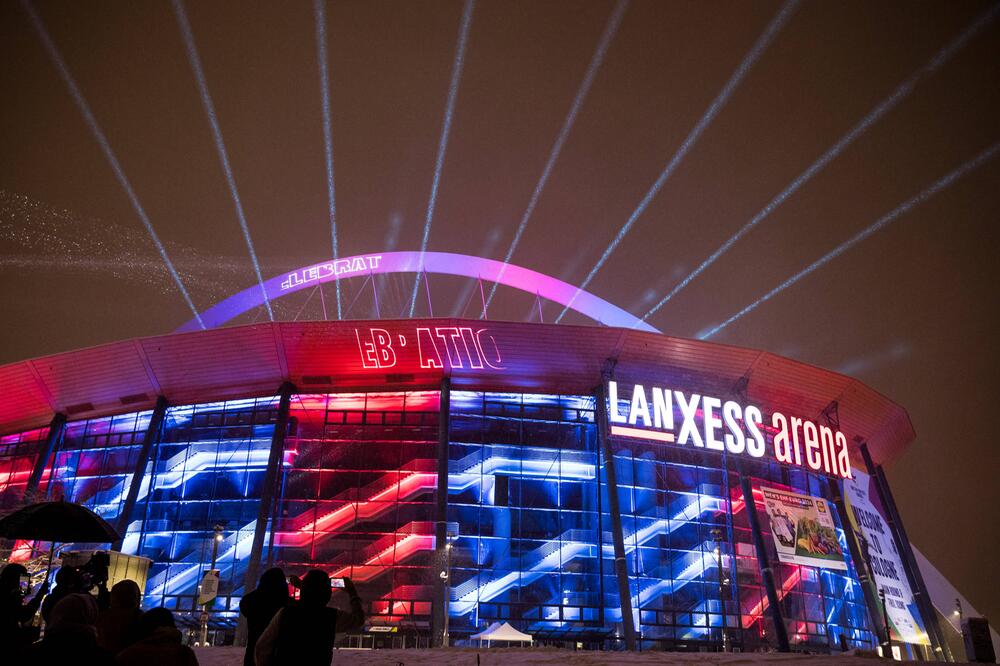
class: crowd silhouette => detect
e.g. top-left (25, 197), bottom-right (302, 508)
top-left (1, 561), bottom-right (365, 665)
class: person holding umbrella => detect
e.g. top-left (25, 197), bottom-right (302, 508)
top-left (0, 499), bottom-right (121, 578)
top-left (0, 562), bottom-right (48, 653)
top-left (0, 499), bottom-right (120, 650)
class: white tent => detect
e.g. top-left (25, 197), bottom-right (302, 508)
top-left (470, 621), bottom-right (534, 646)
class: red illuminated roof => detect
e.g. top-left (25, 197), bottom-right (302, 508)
top-left (0, 319), bottom-right (914, 467)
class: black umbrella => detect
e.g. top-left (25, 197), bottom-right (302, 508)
top-left (0, 500), bottom-right (120, 575)
top-left (0, 500), bottom-right (120, 542)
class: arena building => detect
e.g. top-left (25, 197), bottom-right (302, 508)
top-left (0, 252), bottom-right (970, 657)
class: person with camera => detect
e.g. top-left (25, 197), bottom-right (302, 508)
top-left (0, 562), bottom-right (49, 654)
top-left (254, 571), bottom-right (365, 666)
top-left (42, 552), bottom-right (111, 624)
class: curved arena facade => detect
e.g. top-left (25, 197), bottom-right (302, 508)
top-left (0, 318), bottom-right (948, 655)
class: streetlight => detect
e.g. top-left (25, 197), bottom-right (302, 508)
top-left (198, 523), bottom-right (225, 647)
top-left (710, 527), bottom-right (728, 652)
top-left (879, 587), bottom-right (892, 658)
top-left (441, 540), bottom-right (453, 647)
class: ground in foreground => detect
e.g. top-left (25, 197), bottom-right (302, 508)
top-left (195, 646), bottom-right (920, 665)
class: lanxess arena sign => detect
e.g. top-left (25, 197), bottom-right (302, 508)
top-left (607, 380), bottom-right (852, 479)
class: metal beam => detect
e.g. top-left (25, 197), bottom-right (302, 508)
top-left (738, 469), bottom-right (790, 652)
top-left (432, 376), bottom-right (451, 647)
top-left (861, 444), bottom-right (954, 661)
top-left (24, 412), bottom-right (66, 503)
top-left (243, 383), bottom-right (294, 597)
top-left (827, 476), bottom-right (886, 650)
top-left (595, 377), bottom-right (637, 650)
top-left (114, 396), bottom-right (168, 549)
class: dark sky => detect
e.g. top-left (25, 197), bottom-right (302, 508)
top-left (2, 0), bottom-right (998, 623)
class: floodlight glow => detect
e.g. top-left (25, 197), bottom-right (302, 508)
top-left (556, 0), bottom-right (800, 322)
top-left (172, 0), bottom-right (274, 321)
top-left (640, 3), bottom-right (1000, 324)
top-left (20, 0), bottom-right (205, 329)
top-left (484, 0), bottom-right (629, 311)
top-left (408, 0), bottom-right (476, 317)
top-left (314, 0), bottom-right (341, 319)
top-left (700, 141), bottom-right (999, 340)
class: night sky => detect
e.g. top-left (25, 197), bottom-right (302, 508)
top-left (2, 1), bottom-right (998, 623)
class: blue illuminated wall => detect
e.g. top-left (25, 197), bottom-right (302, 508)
top-left (133, 396), bottom-right (280, 617)
top-left (447, 392), bottom-right (605, 637)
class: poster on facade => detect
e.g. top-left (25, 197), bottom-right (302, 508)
top-left (843, 470), bottom-right (930, 645)
top-left (760, 486), bottom-right (848, 570)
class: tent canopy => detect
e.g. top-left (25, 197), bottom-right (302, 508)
top-left (470, 621), bottom-right (533, 643)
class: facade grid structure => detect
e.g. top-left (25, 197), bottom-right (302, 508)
top-left (0, 387), bottom-right (876, 651)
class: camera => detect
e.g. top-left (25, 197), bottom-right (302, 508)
top-left (66, 551), bottom-right (110, 592)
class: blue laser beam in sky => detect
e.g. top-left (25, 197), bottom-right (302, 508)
top-left (408, 0), bottom-right (476, 318)
top-left (483, 0), bottom-right (629, 312)
top-left (641, 3), bottom-right (1000, 324)
top-left (314, 0), bottom-right (341, 320)
top-left (554, 0), bottom-right (800, 323)
top-left (172, 0), bottom-right (273, 321)
top-left (20, 0), bottom-right (206, 329)
top-left (699, 141), bottom-right (999, 340)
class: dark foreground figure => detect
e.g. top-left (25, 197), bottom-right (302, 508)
top-left (239, 567), bottom-right (289, 666)
top-left (97, 579), bottom-right (143, 655)
top-left (0, 563), bottom-right (47, 651)
top-left (254, 570), bottom-right (365, 666)
top-left (115, 606), bottom-right (199, 666)
top-left (24, 592), bottom-right (113, 665)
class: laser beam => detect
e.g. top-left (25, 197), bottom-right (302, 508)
top-left (314, 0), bottom-right (341, 320)
top-left (484, 0), bottom-right (629, 312)
top-left (699, 141), bottom-right (999, 340)
top-left (172, 0), bottom-right (273, 320)
top-left (407, 0), bottom-right (476, 317)
top-left (20, 0), bottom-right (205, 329)
top-left (641, 3), bottom-right (1000, 324)
top-left (555, 0), bottom-right (800, 323)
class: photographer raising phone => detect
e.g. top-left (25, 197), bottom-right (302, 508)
top-left (254, 570), bottom-right (364, 666)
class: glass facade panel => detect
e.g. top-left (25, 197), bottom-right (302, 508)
top-left (0, 387), bottom-right (877, 649)
top-left (272, 391), bottom-right (440, 628)
top-left (0, 426), bottom-right (50, 510)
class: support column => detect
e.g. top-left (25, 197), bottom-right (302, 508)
top-left (827, 477), bottom-right (886, 650)
top-left (243, 383), bottom-right (294, 599)
top-left (738, 470), bottom-right (790, 652)
top-left (432, 377), bottom-right (452, 647)
top-left (114, 396), bottom-right (168, 550)
top-left (24, 412), bottom-right (66, 503)
top-left (860, 445), bottom-right (953, 661)
top-left (595, 379), bottom-right (637, 650)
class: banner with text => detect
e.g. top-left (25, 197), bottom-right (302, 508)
top-left (843, 470), bottom-right (930, 645)
top-left (761, 487), bottom-right (848, 570)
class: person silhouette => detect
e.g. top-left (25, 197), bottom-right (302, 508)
top-left (114, 607), bottom-right (198, 666)
top-left (41, 564), bottom-right (83, 624)
top-left (24, 592), bottom-right (112, 664)
top-left (97, 579), bottom-right (143, 654)
top-left (0, 563), bottom-right (48, 654)
top-left (239, 567), bottom-right (289, 666)
top-left (254, 571), bottom-right (365, 665)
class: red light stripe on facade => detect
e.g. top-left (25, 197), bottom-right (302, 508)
top-left (609, 425), bottom-right (676, 443)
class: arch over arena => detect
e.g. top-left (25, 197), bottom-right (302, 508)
top-left (176, 251), bottom-right (660, 333)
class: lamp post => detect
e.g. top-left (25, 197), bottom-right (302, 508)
top-left (879, 587), bottom-right (892, 658)
top-left (198, 524), bottom-right (224, 647)
top-left (710, 528), bottom-right (729, 652)
top-left (440, 539), bottom-right (453, 647)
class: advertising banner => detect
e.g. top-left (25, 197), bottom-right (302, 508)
top-left (761, 486), bottom-right (848, 570)
top-left (843, 471), bottom-right (930, 645)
